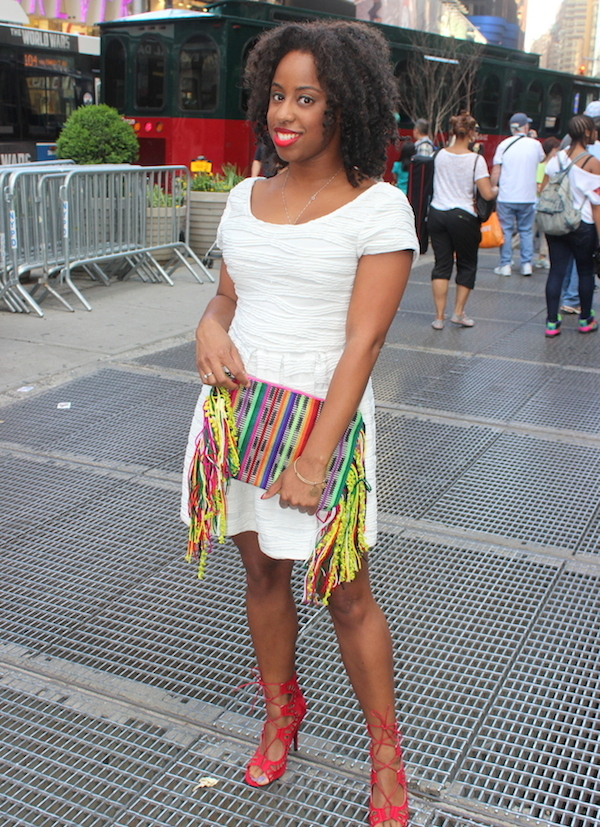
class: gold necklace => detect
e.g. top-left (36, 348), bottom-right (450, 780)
top-left (281, 166), bottom-right (343, 225)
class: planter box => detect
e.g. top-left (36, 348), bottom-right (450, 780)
top-left (146, 205), bottom-right (187, 263)
top-left (189, 191), bottom-right (230, 258)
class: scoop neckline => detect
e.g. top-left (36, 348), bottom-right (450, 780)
top-left (247, 177), bottom-right (384, 227)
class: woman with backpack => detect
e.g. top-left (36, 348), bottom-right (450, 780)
top-left (541, 115), bottom-right (600, 337)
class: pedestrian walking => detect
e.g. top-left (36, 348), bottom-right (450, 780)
top-left (541, 115), bottom-right (600, 337)
top-left (392, 139), bottom-right (415, 194)
top-left (533, 136), bottom-right (560, 270)
top-left (491, 112), bottom-right (544, 276)
top-left (427, 112), bottom-right (497, 329)
top-left (182, 19), bottom-right (418, 827)
top-left (413, 118), bottom-right (436, 157)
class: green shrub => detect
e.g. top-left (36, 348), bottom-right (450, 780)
top-left (56, 104), bottom-right (139, 165)
top-left (190, 163), bottom-right (243, 191)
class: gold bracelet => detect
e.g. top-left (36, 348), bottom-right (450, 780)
top-left (293, 459), bottom-right (327, 496)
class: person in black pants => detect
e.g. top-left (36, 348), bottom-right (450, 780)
top-left (541, 115), bottom-right (600, 337)
top-left (428, 112), bottom-right (497, 329)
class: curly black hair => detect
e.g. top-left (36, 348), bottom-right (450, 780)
top-left (244, 20), bottom-right (399, 187)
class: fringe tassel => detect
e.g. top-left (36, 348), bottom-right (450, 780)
top-left (186, 388), bottom-right (239, 579)
top-left (303, 430), bottom-right (370, 606)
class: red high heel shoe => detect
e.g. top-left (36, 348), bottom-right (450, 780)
top-left (244, 673), bottom-right (307, 787)
top-left (367, 712), bottom-right (409, 827)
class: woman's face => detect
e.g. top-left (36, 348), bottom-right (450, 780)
top-left (267, 50), bottom-right (340, 164)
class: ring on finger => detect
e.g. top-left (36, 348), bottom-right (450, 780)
top-left (203, 372), bottom-right (214, 380)
top-left (222, 366), bottom-right (234, 379)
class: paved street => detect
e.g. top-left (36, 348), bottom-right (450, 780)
top-left (1, 247), bottom-right (599, 827)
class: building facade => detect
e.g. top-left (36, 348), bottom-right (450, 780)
top-left (529, 0), bottom-right (598, 76)
top-left (461, 0), bottom-right (524, 48)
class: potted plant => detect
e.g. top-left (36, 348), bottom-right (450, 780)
top-left (146, 182), bottom-right (187, 263)
top-left (56, 104), bottom-right (139, 164)
top-left (189, 163), bottom-right (244, 258)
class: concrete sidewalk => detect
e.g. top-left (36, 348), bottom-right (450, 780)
top-left (1, 249), bottom-right (600, 827)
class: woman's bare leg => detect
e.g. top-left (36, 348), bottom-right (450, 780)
top-left (328, 561), bottom-right (406, 827)
top-left (234, 531), bottom-right (298, 785)
top-left (453, 284), bottom-right (472, 318)
top-left (431, 278), bottom-right (449, 320)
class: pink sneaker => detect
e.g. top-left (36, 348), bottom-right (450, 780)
top-left (579, 311), bottom-right (598, 333)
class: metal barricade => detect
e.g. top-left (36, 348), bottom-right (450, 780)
top-left (58, 165), bottom-right (213, 311)
top-left (1, 163), bottom-right (75, 316)
top-left (1, 163), bottom-right (213, 316)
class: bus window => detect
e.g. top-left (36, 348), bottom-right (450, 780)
top-left (0, 58), bottom-right (17, 136)
top-left (22, 68), bottom-right (77, 139)
top-left (476, 72), bottom-right (500, 129)
top-left (178, 35), bottom-right (218, 112)
top-left (524, 81), bottom-right (543, 132)
top-left (546, 83), bottom-right (562, 133)
top-left (504, 73), bottom-right (524, 127)
top-left (135, 37), bottom-right (165, 110)
top-left (104, 38), bottom-right (126, 112)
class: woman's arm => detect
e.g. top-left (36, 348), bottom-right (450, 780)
top-left (195, 261), bottom-right (249, 390)
top-left (263, 248), bottom-right (413, 513)
top-left (475, 176), bottom-right (497, 201)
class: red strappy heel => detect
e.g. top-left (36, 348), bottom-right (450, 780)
top-left (244, 673), bottom-right (307, 787)
top-left (367, 712), bottom-right (409, 827)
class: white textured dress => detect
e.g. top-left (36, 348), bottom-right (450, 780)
top-left (181, 178), bottom-right (418, 561)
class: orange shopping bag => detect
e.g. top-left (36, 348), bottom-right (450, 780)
top-left (479, 211), bottom-right (504, 248)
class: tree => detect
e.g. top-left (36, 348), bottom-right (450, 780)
top-left (56, 104), bottom-right (139, 165)
top-left (396, 33), bottom-right (483, 141)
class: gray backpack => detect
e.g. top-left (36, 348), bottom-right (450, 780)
top-left (536, 151), bottom-right (588, 236)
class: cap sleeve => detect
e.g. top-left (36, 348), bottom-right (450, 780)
top-left (216, 178), bottom-right (251, 249)
top-left (475, 154), bottom-right (489, 181)
top-left (357, 183), bottom-right (419, 260)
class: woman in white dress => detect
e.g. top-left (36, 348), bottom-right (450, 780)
top-left (182, 20), bottom-right (418, 827)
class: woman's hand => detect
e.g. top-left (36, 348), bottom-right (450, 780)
top-left (196, 315), bottom-right (249, 390)
top-left (261, 455), bottom-right (328, 515)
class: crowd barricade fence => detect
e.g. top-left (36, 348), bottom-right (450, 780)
top-left (0, 162), bottom-right (74, 315)
top-left (1, 163), bottom-right (213, 316)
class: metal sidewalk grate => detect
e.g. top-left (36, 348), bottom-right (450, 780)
top-left (134, 341), bottom-right (197, 374)
top-left (483, 323), bottom-right (600, 369)
top-left (423, 433), bottom-right (600, 550)
top-left (0, 369), bottom-right (200, 473)
top-left (372, 347), bottom-right (471, 407)
top-left (375, 411), bottom-right (498, 518)
top-left (386, 310), bottom-right (518, 354)
top-left (36, 543), bottom-right (317, 703)
top-left (514, 369), bottom-right (600, 435)
top-left (269, 533), bottom-right (561, 786)
top-left (0, 455), bottom-right (132, 539)
top-left (112, 729), bottom-right (431, 827)
top-left (0, 686), bottom-right (185, 827)
top-left (114, 740), bottom-right (368, 826)
top-left (377, 351), bottom-right (553, 420)
top-left (429, 812), bottom-right (504, 827)
top-left (454, 563), bottom-right (600, 827)
top-left (576, 505), bottom-right (600, 557)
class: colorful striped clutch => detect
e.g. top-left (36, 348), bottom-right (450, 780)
top-left (228, 377), bottom-right (364, 511)
top-left (187, 376), bottom-right (370, 605)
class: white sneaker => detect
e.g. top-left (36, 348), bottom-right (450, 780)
top-left (494, 265), bottom-right (511, 276)
top-left (521, 263), bottom-right (532, 276)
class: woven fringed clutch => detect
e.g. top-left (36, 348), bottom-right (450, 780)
top-left (186, 377), bottom-right (371, 605)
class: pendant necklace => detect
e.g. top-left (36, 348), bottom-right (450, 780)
top-left (281, 166), bottom-right (343, 225)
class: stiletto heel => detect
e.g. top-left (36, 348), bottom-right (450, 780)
top-left (367, 712), bottom-right (409, 827)
top-left (244, 672), bottom-right (307, 787)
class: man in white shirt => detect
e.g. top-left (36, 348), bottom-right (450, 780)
top-left (491, 112), bottom-right (545, 276)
